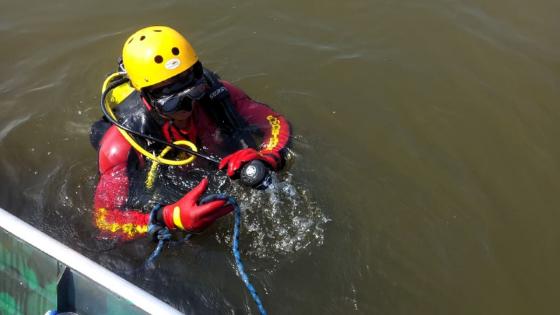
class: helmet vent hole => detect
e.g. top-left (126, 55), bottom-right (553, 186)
top-left (128, 37), bottom-right (134, 44)
top-left (154, 55), bottom-right (163, 64)
top-left (140, 35), bottom-right (146, 41)
top-left (172, 47), bottom-right (180, 55)
top-left (153, 29), bottom-right (161, 32)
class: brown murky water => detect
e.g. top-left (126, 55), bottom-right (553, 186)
top-left (1, 0), bottom-right (560, 314)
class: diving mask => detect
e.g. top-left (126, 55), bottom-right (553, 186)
top-left (145, 69), bottom-right (207, 114)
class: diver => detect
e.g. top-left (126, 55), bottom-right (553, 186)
top-left (90, 26), bottom-right (290, 240)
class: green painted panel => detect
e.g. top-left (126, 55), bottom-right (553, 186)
top-left (0, 229), bottom-right (58, 314)
top-left (0, 229), bottom-right (149, 315)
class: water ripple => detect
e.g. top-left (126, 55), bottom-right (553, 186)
top-left (0, 115), bottom-right (31, 143)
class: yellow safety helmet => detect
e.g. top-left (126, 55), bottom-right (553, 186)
top-left (122, 26), bottom-right (198, 90)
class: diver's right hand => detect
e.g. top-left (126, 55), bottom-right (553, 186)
top-left (160, 178), bottom-right (233, 232)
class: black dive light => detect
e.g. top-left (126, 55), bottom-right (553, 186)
top-left (239, 160), bottom-right (271, 190)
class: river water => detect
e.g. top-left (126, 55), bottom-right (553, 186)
top-left (1, 0), bottom-right (560, 314)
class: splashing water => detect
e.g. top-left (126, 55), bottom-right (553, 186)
top-left (213, 171), bottom-right (330, 265)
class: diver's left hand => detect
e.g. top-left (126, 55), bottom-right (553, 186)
top-left (160, 178), bottom-right (232, 232)
top-left (219, 148), bottom-right (280, 177)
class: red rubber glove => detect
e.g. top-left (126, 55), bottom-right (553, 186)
top-left (160, 178), bottom-right (232, 231)
top-left (218, 148), bottom-right (281, 177)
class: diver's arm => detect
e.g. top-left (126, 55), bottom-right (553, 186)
top-left (217, 81), bottom-right (291, 177)
top-left (94, 164), bottom-right (149, 239)
top-left (93, 125), bottom-right (149, 239)
top-left (221, 81), bottom-right (291, 155)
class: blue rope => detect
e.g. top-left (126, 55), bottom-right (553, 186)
top-left (146, 196), bottom-right (267, 315)
top-left (146, 204), bottom-right (171, 269)
top-left (234, 202), bottom-right (268, 315)
top-left (200, 194), bottom-right (267, 315)
top-left (146, 205), bottom-right (192, 269)
top-left (145, 228), bottom-right (171, 268)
